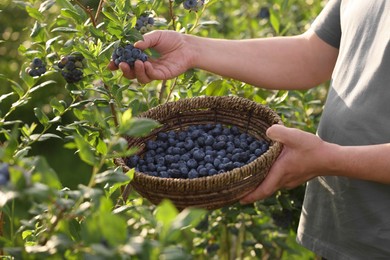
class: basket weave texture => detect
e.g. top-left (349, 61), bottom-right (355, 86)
top-left (115, 96), bottom-right (283, 210)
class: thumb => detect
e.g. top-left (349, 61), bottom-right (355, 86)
top-left (266, 124), bottom-right (303, 147)
top-left (134, 30), bottom-right (162, 50)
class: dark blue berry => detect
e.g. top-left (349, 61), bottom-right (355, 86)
top-left (0, 164), bottom-right (10, 186)
top-left (193, 149), bottom-right (205, 161)
top-left (187, 159), bottom-right (198, 169)
top-left (188, 169), bottom-right (199, 179)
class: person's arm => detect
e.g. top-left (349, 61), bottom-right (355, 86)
top-left (240, 125), bottom-right (390, 204)
top-left (109, 29), bottom-right (339, 89)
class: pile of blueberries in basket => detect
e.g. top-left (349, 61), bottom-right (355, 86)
top-left (126, 123), bottom-right (270, 179)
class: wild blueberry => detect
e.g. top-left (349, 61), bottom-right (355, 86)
top-left (198, 167), bottom-right (208, 177)
top-left (187, 159), bottom-right (198, 169)
top-left (193, 149), bottom-right (205, 161)
top-left (209, 169), bottom-right (218, 176)
top-left (188, 169), bottom-right (199, 179)
top-left (160, 171), bottom-right (169, 178)
top-left (0, 164), bottom-right (10, 186)
top-left (126, 155), bottom-right (139, 168)
top-left (157, 132), bottom-right (168, 141)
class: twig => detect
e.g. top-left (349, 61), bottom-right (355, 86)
top-left (104, 84), bottom-right (119, 127)
top-left (95, 0), bottom-right (106, 22)
top-left (159, 80), bottom-right (168, 104)
top-left (72, 0), bottom-right (97, 27)
top-left (168, 0), bottom-right (176, 30)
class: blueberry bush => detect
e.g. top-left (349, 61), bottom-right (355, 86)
top-left (0, 0), bottom-right (328, 259)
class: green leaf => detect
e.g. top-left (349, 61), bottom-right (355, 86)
top-left (26, 6), bottom-right (45, 21)
top-left (96, 138), bottom-right (108, 155)
top-left (0, 92), bottom-right (15, 103)
top-left (120, 117), bottom-right (161, 137)
top-left (203, 79), bottom-right (231, 96)
top-left (34, 107), bottom-right (49, 127)
top-left (51, 27), bottom-right (79, 33)
top-left (46, 35), bottom-right (62, 51)
top-left (29, 133), bottom-right (62, 142)
top-left (74, 135), bottom-right (97, 166)
top-left (29, 80), bottom-right (56, 94)
top-left (29, 156), bottom-right (62, 189)
top-left (269, 9), bottom-right (280, 34)
top-left (155, 200), bottom-right (179, 241)
top-left (94, 169), bottom-right (130, 185)
top-left (0, 74), bottom-right (25, 97)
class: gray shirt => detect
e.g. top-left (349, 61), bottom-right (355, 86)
top-left (296, 0), bottom-right (390, 259)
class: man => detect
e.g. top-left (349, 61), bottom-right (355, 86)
top-left (109, 0), bottom-right (390, 258)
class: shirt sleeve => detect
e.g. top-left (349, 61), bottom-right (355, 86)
top-left (311, 0), bottom-right (342, 49)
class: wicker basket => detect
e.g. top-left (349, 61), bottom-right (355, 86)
top-left (115, 96), bottom-right (283, 210)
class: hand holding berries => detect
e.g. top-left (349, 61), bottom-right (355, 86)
top-left (111, 44), bottom-right (148, 68)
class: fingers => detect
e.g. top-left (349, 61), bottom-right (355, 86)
top-left (134, 30), bottom-right (162, 50)
top-left (107, 61), bottom-right (119, 71)
top-left (239, 161), bottom-right (282, 204)
top-left (266, 124), bottom-right (307, 148)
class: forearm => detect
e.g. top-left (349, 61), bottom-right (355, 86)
top-left (186, 30), bottom-right (338, 90)
top-left (325, 142), bottom-right (390, 184)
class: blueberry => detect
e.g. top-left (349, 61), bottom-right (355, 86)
top-left (204, 135), bottom-right (215, 146)
top-left (209, 169), bottom-right (218, 176)
top-left (160, 171), bottom-right (169, 178)
top-left (213, 158), bottom-right (222, 169)
top-left (172, 147), bottom-right (181, 155)
top-left (223, 162), bottom-right (235, 171)
top-left (204, 155), bottom-right (214, 163)
top-left (165, 154), bottom-right (175, 164)
top-left (254, 148), bottom-right (263, 157)
top-left (170, 163), bottom-right (180, 169)
top-left (248, 155), bottom-right (257, 163)
top-left (196, 136), bottom-right (205, 146)
top-left (181, 153), bottom-right (191, 161)
top-left (221, 158), bottom-right (230, 164)
top-left (156, 147), bottom-right (164, 154)
top-left (157, 166), bottom-right (167, 172)
top-left (146, 140), bottom-right (158, 150)
top-left (0, 164), bottom-right (10, 186)
top-left (233, 148), bottom-right (243, 154)
top-left (205, 163), bottom-right (214, 170)
top-left (32, 57), bottom-right (43, 67)
top-left (233, 161), bottom-right (243, 168)
top-left (249, 141), bottom-right (260, 151)
top-left (187, 159), bottom-right (198, 169)
top-left (216, 135), bottom-right (228, 142)
top-left (145, 156), bottom-right (154, 164)
top-left (176, 131), bottom-right (186, 141)
top-left (213, 141), bottom-right (226, 150)
top-left (167, 146), bottom-right (175, 154)
top-left (188, 169), bottom-right (199, 179)
top-left (198, 167), bottom-right (208, 177)
top-left (173, 154), bottom-right (181, 162)
top-left (184, 139), bottom-right (195, 150)
top-left (193, 149), bottom-right (205, 161)
top-left (168, 169), bottom-right (181, 178)
top-left (226, 143), bottom-right (235, 153)
top-left (180, 167), bottom-right (189, 176)
top-left (216, 150), bottom-right (226, 158)
top-left (261, 142), bottom-right (269, 152)
top-left (157, 157), bottom-right (165, 166)
top-left (157, 132), bottom-right (168, 141)
top-left (126, 155), bottom-right (139, 168)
